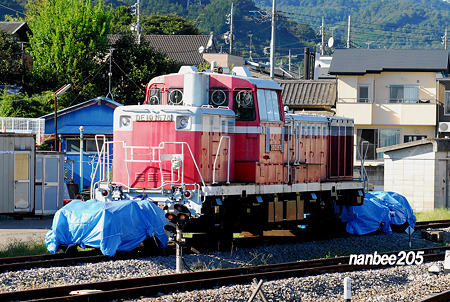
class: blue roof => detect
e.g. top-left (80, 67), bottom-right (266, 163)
top-left (41, 97), bottom-right (122, 119)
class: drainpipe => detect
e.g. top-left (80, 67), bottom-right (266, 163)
top-left (79, 126), bottom-right (84, 193)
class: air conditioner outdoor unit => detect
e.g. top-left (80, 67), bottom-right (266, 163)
top-left (438, 122), bottom-right (450, 133)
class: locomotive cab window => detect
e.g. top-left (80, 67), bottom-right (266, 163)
top-left (167, 88), bottom-right (183, 105)
top-left (148, 87), bottom-right (161, 105)
top-left (209, 88), bottom-right (229, 107)
top-left (257, 89), bottom-right (281, 122)
top-left (233, 88), bottom-right (256, 121)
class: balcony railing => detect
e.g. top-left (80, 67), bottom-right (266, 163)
top-left (337, 98), bottom-right (436, 104)
top-left (336, 98), bottom-right (436, 126)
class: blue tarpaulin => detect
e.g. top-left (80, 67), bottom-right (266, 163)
top-left (341, 191), bottom-right (416, 235)
top-left (45, 199), bottom-right (169, 256)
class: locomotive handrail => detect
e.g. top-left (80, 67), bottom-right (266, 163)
top-left (157, 142), bottom-right (206, 187)
top-left (91, 139), bottom-right (206, 196)
top-left (212, 136), bottom-right (231, 184)
top-left (90, 140), bottom-right (133, 198)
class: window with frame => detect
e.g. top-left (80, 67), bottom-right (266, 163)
top-left (356, 128), bottom-right (400, 160)
top-left (358, 85), bottom-right (370, 103)
top-left (404, 135), bottom-right (427, 142)
top-left (66, 138), bottom-right (105, 153)
top-left (167, 88), bottom-right (183, 105)
top-left (233, 88), bottom-right (256, 121)
top-left (147, 87), bottom-right (161, 105)
top-left (444, 91), bottom-right (450, 115)
top-left (209, 87), bottom-right (229, 107)
top-left (389, 85), bottom-right (419, 103)
top-left (257, 89), bottom-right (281, 122)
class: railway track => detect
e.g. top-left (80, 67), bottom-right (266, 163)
top-left (0, 247), bottom-right (170, 273)
top-left (415, 219), bottom-right (450, 230)
top-left (1, 246), bottom-right (449, 301)
top-left (419, 289), bottom-right (450, 302)
top-left (0, 219), bottom-right (448, 273)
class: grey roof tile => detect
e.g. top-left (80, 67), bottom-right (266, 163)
top-left (278, 80), bottom-right (336, 107)
top-left (109, 34), bottom-right (217, 66)
top-left (329, 49), bottom-right (450, 75)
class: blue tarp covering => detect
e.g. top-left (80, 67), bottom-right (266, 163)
top-left (45, 199), bottom-right (169, 256)
top-left (341, 191), bottom-right (416, 235)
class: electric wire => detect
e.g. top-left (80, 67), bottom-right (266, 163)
top-left (0, 3), bottom-right (26, 16)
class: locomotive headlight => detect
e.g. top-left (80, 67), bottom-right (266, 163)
top-left (176, 116), bottom-right (190, 129)
top-left (121, 116), bottom-right (131, 127)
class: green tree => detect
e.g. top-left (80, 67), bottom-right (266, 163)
top-left (111, 7), bottom-right (200, 35)
top-left (26, 0), bottom-right (114, 105)
top-left (0, 91), bottom-right (54, 117)
top-left (0, 30), bottom-right (24, 85)
top-left (141, 13), bottom-right (200, 35)
top-left (107, 32), bottom-right (181, 105)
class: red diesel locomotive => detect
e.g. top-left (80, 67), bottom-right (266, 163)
top-left (94, 65), bottom-right (364, 237)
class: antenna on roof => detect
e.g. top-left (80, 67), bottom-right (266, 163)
top-left (106, 48), bottom-right (115, 100)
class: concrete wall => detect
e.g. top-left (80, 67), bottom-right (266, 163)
top-left (383, 144), bottom-right (437, 212)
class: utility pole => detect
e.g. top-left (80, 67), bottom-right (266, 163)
top-left (137, 0), bottom-right (141, 45)
top-left (131, 0), bottom-right (142, 45)
top-left (443, 27), bottom-right (448, 50)
top-left (229, 3), bottom-right (234, 54)
top-left (270, 0), bottom-right (276, 79)
top-left (248, 34), bottom-right (253, 61)
top-left (320, 17), bottom-right (325, 55)
top-left (347, 15), bottom-right (351, 48)
top-left (289, 49), bottom-right (291, 71)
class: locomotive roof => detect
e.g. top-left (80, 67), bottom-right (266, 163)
top-left (149, 70), bottom-right (282, 91)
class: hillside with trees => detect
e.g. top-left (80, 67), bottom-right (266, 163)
top-left (1, 0), bottom-right (449, 52)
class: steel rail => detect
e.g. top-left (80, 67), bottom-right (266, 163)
top-left (415, 219), bottom-right (450, 230)
top-left (0, 247), bottom-right (170, 273)
top-left (418, 289), bottom-right (450, 302)
top-left (1, 247), bottom-right (449, 301)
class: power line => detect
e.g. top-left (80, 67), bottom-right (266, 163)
top-left (0, 3), bottom-right (26, 17)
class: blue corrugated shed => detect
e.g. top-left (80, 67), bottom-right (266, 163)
top-left (41, 97), bottom-right (122, 193)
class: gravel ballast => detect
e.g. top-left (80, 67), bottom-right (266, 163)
top-left (0, 228), bottom-right (449, 302)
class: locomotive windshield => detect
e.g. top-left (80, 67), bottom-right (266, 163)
top-left (209, 87), bottom-right (229, 107)
top-left (257, 89), bottom-right (281, 122)
top-left (233, 88), bottom-right (256, 121)
top-left (148, 88), bottom-right (161, 105)
top-left (168, 88), bottom-right (184, 105)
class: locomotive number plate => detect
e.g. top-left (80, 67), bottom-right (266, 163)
top-left (270, 144), bottom-right (282, 151)
top-left (135, 114), bottom-right (173, 122)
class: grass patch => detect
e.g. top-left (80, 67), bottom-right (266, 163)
top-left (415, 208), bottom-right (450, 222)
top-left (0, 239), bottom-right (49, 258)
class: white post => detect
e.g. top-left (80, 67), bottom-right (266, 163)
top-left (176, 227), bottom-right (183, 273)
top-left (344, 277), bottom-right (351, 301)
top-left (347, 15), bottom-right (351, 48)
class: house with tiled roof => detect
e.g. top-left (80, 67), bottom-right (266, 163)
top-left (0, 22), bottom-right (33, 71)
top-left (329, 48), bottom-right (450, 190)
top-left (109, 34), bottom-right (217, 66)
top-left (0, 22), bottom-right (31, 43)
